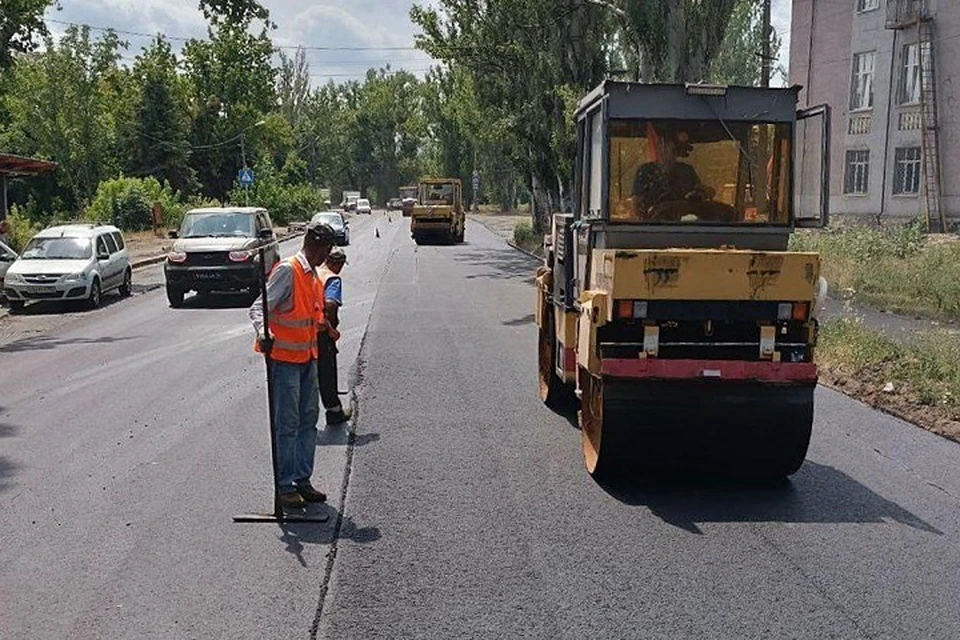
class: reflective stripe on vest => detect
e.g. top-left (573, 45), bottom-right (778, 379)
top-left (254, 257), bottom-right (322, 363)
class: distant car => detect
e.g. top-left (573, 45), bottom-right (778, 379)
top-left (356, 198), bottom-right (372, 215)
top-left (3, 224), bottom-right (131, 311)
top-left (310, 211), bottom-right (350, 246)
top-left (386, 197), bottom-right (402, 211)
top-left (163, 207), bottom-right (280, 308)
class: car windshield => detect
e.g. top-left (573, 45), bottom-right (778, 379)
top-left (311, 213), bottom-right (344, 230)
top-left (422, 184), bottom-right (454, 205)
top-left (358, 199), bottom-right (370, 207)
top-left (21, 236), bottom-right (92, 260)
top-left (180, 212), bottom-right (255, 238)
top-left (605, 118), bottom-right (792, 225)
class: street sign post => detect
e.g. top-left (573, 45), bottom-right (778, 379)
top-left (238, 168), bottom-right (254, 206)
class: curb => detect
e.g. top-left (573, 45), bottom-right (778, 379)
top-left (506, 240), bottom-right (543, 261)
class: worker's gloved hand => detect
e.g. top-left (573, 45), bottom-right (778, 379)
top-left (257, 335), bottom-right (274, 354)
top-left (328, 326), bottom-right (341, 342)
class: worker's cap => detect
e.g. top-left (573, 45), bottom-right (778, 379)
top-left (305, 220), bottom-right (337, 244)
top-left (327, 247), bottom-right (347, 264)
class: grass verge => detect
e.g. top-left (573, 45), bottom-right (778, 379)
top-left (791, 223), bottom-right (960, 320)
top-left (818, 317), bottom-right (960, 441)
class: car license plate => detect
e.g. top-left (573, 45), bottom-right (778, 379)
top-left (195, 272), bottom-right (221, 280)
top-left (23, 286), bottom-right (52, 294)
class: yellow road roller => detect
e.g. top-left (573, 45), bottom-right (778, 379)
top-left (535, 81), bottom-right (831, 480)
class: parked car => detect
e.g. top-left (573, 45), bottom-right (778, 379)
top-left (310, 211), bottom-right (350, 246)
top-left (164, 207), bottom-right (280, 308)
top-left (356, 198), bottom-right (372, 215)
top-left (0, 240), bottom-right (17, 294)
top-left (3, 224), bottom-right (131, 311)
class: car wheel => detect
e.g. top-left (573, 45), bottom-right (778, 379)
top-left (119, 268), bottom-right (132, 297)
top-left (86, 278), bottom-right (102, 310)
top-left (166, 284), bottom-right (185, 308)
top-left (8, 300), bottom-right (25, 312)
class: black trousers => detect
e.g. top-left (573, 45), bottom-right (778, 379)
top-left (318, 332), bottom-right (341, 411)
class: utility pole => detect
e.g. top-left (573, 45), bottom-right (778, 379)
top-left (240, 133), bottom-right (249, 206)
top-left (761, 0), bottom-right (772, 88)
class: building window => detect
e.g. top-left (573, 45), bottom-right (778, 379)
top-left (857, 0), bottom-right (880, 11)
top-left (894, 147), bottom-right (922, 195)
top-left (844, 150), bottom-right (871, 194)
top-left (850, 51), bottom-right (876, 110)
top-left (900, 43), bottom-right (921, 104)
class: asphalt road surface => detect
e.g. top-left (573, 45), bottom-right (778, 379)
top-left (2, 211), bottom-right (960, 639)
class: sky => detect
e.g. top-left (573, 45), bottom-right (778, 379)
top-left (45, 0), bottom-right (793, 84)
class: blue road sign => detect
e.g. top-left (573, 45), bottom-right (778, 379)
top-left (238, 168), bottom-right (254, 186)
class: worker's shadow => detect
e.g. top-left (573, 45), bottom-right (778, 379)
top-left (278, 509), bottom-right (381, 568)
top-left (316, 424), bottom-right (380, 448)
top-left (599, 460), bottom-right (942, 536)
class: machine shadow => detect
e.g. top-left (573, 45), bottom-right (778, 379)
top-left (598, 460), bottom-right (942, 536)
top-left (316, 425), bottom-right (381, 448)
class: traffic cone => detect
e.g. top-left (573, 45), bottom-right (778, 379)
top-left (376, 228), bottom-right (380, 238)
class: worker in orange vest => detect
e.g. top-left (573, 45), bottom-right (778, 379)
top-left (249, 220), bottom-right (336, 510)
top-left (317, 247), bottom-right (350, 425)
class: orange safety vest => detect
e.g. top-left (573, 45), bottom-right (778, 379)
top-left (254, 257), bottom-right (324, 363)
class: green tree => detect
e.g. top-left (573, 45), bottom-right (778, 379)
top-left (123, 37), bottom-right (196, 194)
top-left (708, 0), bottom-right (782, 86)
top-left (182, 14), bottom-right (276, 199)
top-left (0, 0), bottom-right (57, 72)
top-left (0, 25), bottom-right (127, 211)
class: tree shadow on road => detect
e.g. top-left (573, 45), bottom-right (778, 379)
top-left (452, 247), bottom-right (538, 284)
top-left (0, 407), bottom-right (19, 493)
top-left (0, 334), bottom-right (140, 354)
top-left (503, 314), bottom-right (535, 326)
top-left (598, 460), bottom-right (942, 536)
top-left (5, 285), bottom-right (159, 317)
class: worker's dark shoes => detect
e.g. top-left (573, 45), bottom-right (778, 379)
top-left (296, 483), bottom-right (327, 503)
top-left (279, 491), bottom-right (306, 509)
top-left (326, 406), bottom-right (352, 425)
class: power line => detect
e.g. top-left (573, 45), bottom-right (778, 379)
top-left (46, 18), bottom-right (422, 51)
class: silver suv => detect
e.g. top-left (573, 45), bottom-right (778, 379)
top-left (3, 224), bottom-right (131, 311)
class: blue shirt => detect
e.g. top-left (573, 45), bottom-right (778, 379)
top-left (325, 276), bottom-right (343, 306)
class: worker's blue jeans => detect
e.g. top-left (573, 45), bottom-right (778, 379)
top-left (269, 359), bottom-right (320, 493)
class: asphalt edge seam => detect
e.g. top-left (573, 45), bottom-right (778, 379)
top-left (309, 243), bottom-right (400, 640)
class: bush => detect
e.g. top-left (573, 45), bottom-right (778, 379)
top-left (226, 163), bottom-right (326, 226)
top-left (4, 206), bottom-right (43, 253)
top-left (85, 176), bottom-right (183, 231)
top-left (513, 219), bottom-right (534, 247)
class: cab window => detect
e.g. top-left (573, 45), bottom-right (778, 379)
top-left (96, 236), bottom-right (110, 257)
top-left (607, 118), bottom-right (792, 225)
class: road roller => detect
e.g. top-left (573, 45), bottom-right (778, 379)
top-left (535, 81), bottom-right (831, 480)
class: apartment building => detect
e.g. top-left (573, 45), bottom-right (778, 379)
top-left (791, 0), bottom-right (960, 229)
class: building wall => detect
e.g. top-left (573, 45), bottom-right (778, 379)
top-left (790, 0), bottom-right (960, 223)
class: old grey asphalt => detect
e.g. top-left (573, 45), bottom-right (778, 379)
top-left (3, 213), bottom-right (960, 638)
top-left (0, 210), bottom-right (400, 638)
